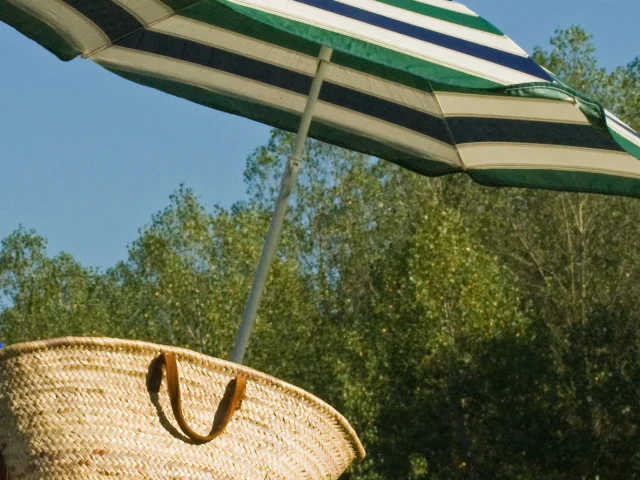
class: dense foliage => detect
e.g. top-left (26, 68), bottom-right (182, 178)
top-left (2, 27), bottom-right (639, 479)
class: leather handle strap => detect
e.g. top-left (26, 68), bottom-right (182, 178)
top-left (148, 353), bottom-right (247, 444)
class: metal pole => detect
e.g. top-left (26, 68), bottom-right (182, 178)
top-left (230, 46), bottom-right (333, 364)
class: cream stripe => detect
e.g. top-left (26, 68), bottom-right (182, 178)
top-left (437, 93), bottom-right (589, 124)
top-left (152, 16), bottom-right (442, 116)
top-left (327, 64), bottom-right (441, 115)
top-left (460, 144), bottom-right (640, 177)
top-left (150, 16), bottom-right (318, 70)
top-left (93, 47), bottom-right (460, 166)
top-left (224, 0), bottom-right (545, 85)
top-left (316, 98), bottom-right (458, 165)
top-left (112, 0), bottom-right (173, 25)
top-left (150, 16), bottom-right (314, 70)
top-left (7, 0), bottom-right (108, 53)
top-left (335, 0), bottom-right (526, 55)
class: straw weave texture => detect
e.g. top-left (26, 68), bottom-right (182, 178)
top-left (0, 337), bottom-right (365, 479)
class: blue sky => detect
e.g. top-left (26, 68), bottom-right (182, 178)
top-left (1, 0), bottom-right (638, 268)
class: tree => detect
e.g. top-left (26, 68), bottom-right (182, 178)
top-left (449, 26), bottom-right (640, 478)
top-left (242, 131), bottom-right (544, 479)
top-left (0, 227), bottom-right (114, 342)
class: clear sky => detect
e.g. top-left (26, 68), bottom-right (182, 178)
top-left (1, 0), bottom-right (638, 268)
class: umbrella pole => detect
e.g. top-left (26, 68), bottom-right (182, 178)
top-left (230, 46), bottom-right (333, 364)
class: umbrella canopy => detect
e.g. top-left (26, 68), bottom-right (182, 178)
top-left (2, 0), bottom-right (639, 197)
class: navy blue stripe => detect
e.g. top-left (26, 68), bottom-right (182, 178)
top-left (293, 0), bottom-right (553, 81)
top-left (449, 117), bottom-right (625, 151)
top-left (116, 29), bottom-right (453, 144)
top-left (62, 0), bottom-right (141, 41)
top-left (321, 83), bottom-right (450, 142)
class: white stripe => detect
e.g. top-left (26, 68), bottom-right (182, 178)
top-left (224, 0), bottom-right (546, 85)
top-left (335, 0), bottom-right (526, 55)
top-left (7, 0), bottom-right (108, 53)
top-left (152, 16), bottom-right (442, 116)
top-left (605, 111), bottom-right (640, 149)
top-left (437, 93), bottom-right (589, 124)
top-left (608, 119), bottom-right (640, 150)
top-left (605, 110), bottom-right (638, 134)
top-left (461, 144), bottom-right (640, 177)
top-left (112, 0), bottom-right (173, 25)
top-left (412, 0), bottom-right (477, 16)
top-left (93, 47), bottom-right (460, 166)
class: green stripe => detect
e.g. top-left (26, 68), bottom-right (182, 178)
top-left (214, 1), bottom-right (499, 89)
top-left (101, 64), bottom-right (299, 131)
top-left (182, 3), bottom-right (320, 57)
top-left (101, 66), bottom-right (457, 175)
top-left (470, 168), bottom-right (640, 199)
top-left (0, 1), bottom-right (78, 61)
top-left (183, 3), bottom-right (433, 91)
top-left (374, 0), bottom-right (503, 35)
top-left (611, 130), bottom-right (640, 161)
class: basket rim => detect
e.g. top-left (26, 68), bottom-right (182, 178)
top-left (0, 336), bottom-right (366, 461)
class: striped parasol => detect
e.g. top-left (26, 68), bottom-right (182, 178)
top-left (2, 0), bottom-right (639, 362)
top-left (3, 0), bottom-right (639, 194)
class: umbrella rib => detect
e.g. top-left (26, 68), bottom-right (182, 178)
top-left (428, 79), bottom-right (466, 170)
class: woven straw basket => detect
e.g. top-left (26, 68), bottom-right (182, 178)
top-left (0, 337), bottom-right (365, 479)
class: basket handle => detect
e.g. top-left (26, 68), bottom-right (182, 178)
top-left (148, 353), bottom-right (247, 444)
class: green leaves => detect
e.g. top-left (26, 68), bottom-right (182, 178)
top-left (0, 228), bottom-right (108, 342)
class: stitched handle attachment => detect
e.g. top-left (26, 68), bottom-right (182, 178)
top-left (148, 353), bottom-right (247, 444)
